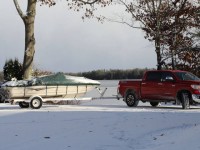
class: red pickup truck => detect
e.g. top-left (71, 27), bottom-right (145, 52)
top-left (117, 70), bottom-right (200, 109)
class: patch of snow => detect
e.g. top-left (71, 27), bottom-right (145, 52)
top-left (1, 80), bottom-right (29, 87)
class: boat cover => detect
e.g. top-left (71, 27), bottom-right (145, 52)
top-left (36, 73), bottom-right (100, 85)
top-left (1, 73), bottom-right (100, 87)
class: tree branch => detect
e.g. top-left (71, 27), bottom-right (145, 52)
top-left (75, 0), bottom-right (99, 5)
top-left (13, 0), bottom-right (26, 20)
top-left (105, 17), bottom-right (142, 29)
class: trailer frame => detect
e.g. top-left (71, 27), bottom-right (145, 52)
top-left (7, 87), bottom-right (121, 109)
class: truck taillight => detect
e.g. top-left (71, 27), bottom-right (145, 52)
top-left (194, 90), bottom-right (200, 94)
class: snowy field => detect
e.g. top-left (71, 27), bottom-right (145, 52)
top-left (1, 80), bottom-right (200, 150)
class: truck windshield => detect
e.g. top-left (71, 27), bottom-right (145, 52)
top-left (175, 72), bottom-right (200, 81)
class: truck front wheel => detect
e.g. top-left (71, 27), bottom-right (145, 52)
top-left (125, 92), bottom-right (139, 107)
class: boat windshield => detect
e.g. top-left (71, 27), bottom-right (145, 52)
top-left (175, 72), bottom-right (200, 81)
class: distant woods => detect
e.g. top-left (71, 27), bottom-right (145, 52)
top-left (0, 68), bottom-right (152, 81)
top-left (30, 68), bottom-right (154, 80)
top-left (69, 68), bottom-right (153, 80)
top-left (1, 67), bottom-right (200, 82)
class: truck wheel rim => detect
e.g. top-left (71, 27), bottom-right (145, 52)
top-left (127, 95), bottom-right (134, 104)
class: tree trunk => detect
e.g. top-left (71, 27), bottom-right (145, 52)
top-left (13, 0), bottom-right (36, 79)
top-left (155, 28), bottom-right (162, 70)
top-left (155, 44), bottom-right (162, 70)
top-left (155, 0), bottom-right (162, 70)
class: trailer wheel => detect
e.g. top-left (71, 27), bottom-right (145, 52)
top-left (150, 102), bottom-right (159, 107)
top-left (125, 92), bottom-right (139, 107)
top-left (0, 89), bottom-right (10, 103)
top-left (181, 92), bottom-right (190, 109)
top-left (30, 97), bottom-right (42, 109)
top-left (19, 102), bottom-right (29, 108)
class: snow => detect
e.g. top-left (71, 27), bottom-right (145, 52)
top-left (2, 80), bottom-right (29, 87)
top-left (1, 81), bottom-right (200, 150)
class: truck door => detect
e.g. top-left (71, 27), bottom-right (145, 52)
top-left (141, 71), bottom-right (162, 100)
top-left (160, 72), bottom-right (176, 100)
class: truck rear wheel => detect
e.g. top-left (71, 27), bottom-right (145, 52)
top-left (181, 93), bottom-right (190, 109)
top-left (125, 92), bottom-right (139, 107)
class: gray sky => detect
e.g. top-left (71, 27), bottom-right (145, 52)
top-left (0, 1), bottom-right (156, 73)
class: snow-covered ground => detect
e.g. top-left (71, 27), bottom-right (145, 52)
top-left (1, 81), bottom-right (200, 150)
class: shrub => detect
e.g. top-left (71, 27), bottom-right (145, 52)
top-left (3, 58), bottom-right (23, 81)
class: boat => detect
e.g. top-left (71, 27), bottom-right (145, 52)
top-left (0, 73), bottom-right (100, 108)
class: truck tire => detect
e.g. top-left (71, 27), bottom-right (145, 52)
top-left (19, 102), bottom-right (29, 108)
top-left (150, 102), bottom-right (159, 107)
top-left (125, 92), bottom-right (139, 107)
top-left (0, 89), bottom-right (10, 103)
top-left (30, 97), bottom-right (42, 109)
top-left (181, 93), bottom-right (190, 109)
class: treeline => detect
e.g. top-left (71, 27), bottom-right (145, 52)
top-left (69, 68), bottom-right (153, 80)
top-left (0, 68), bottom-right (153, 81)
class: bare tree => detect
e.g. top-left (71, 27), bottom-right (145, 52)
top-left (13, 0), bottom-right (37, 79)
top-left (114, 0), bottom-right (200, 70)
top-left (115, 0), bottom-right (171, 70)
top-left (13, 0), bottom-right (111, 79)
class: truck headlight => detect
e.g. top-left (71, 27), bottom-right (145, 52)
top-left (191, 85), bottom-right (200, 90)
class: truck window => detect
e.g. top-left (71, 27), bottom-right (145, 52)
top-left (161, 72), bottom-right (174, 81)
top-left (146, 72), bottom-right (161, 81)
top-left (175, 72), bottom-right (200, 81)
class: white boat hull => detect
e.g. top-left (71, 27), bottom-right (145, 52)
top-left (4, 85), bottom-right (97, 99)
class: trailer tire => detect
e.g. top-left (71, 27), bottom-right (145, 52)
top-left (0, 89), bottom-right (10, 103)
top-left (150, 102), bottom-right (159, 107)
top-left (30, 97), bottom-right (42, 109)
top-left (181, 92), bottom-right (190, 109)
top-left (125, 92), bottom-right (139, 107)
top-left (19, 102), bottom-right (29, 108)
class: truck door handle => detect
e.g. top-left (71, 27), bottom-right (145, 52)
top-left (158, 83), bottom-right (163, 85)
top-left (141, 83), bottom-right (146, 85)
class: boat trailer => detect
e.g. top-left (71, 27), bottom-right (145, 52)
top-left (6, 87), bottom-right (120, 109)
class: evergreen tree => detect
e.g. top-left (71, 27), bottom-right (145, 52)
top-left (3, 58), bottom-right (23, 81)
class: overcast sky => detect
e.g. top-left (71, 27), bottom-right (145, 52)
top-left (0, 1), bottom-right (156, 73)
